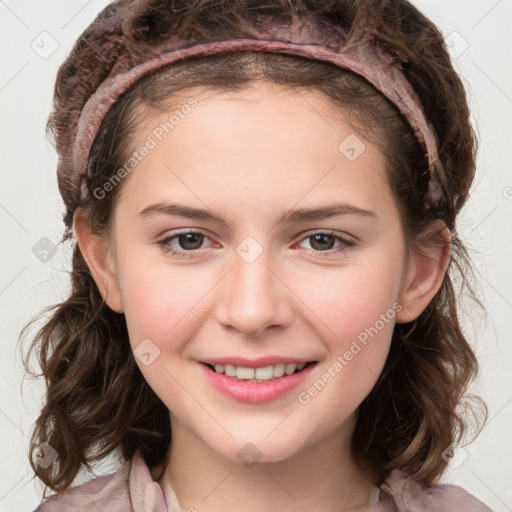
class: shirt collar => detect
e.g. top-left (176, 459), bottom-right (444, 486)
top-left (129, 449), bottom-right (182, 512)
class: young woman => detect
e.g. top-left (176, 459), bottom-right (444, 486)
top-left (22, 0), bottom-right (492, 510)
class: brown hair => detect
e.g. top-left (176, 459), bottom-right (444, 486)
top-left (21, 0), bottom-right (488, 495)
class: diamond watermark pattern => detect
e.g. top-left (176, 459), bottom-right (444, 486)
top-left (31, 31), bottom-right (59, 59)
top-left (33, 442), bottom-right (58, 469)
top-left (444, 31), bottom-right (469, 59)
top-left (32, 237), bottom-right (58, 263)
top-left (134, 338), bottom-right (161, 366)
top-left (441, 442), bottom-right (469, 469)
top-left (338, 134), bottom-right (366, 161)
top-left (237, 442), bottom-right (263, 468)
top-left (236, 236), bottom-right (263, 264)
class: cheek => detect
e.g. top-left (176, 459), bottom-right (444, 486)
top-left (294, 267), bottom-right (399, 424)
top-left (118, 259), bottom-right (204, 346)
top-left (292, 254), bottom-right (403, 399)
top-left (120, 268), bottom-right (179, 348)
top-left (120, 276), bottom-right (165, 344)
top-left (297, 259), bottom-right (402, 342)
top-left (117, 262), bottom-right (202, 402)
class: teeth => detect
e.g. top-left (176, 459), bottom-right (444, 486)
top-left (209, 362), bottom-right (310, 381)
top-left (273, 363), bottom-right (285, 378)
top-left (236, 367), bottom-right (255, 380)
top-left (285, 363), bottom-right (297, 375)
top-left (225, 364), bottom-right (236, 377)
top-left (255, 365), bottom-right (274, 380)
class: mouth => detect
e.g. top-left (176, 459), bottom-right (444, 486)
top-left (201, 361), bottom-right (318, 383)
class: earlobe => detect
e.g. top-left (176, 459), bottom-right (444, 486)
top-left (72, 209), bottom-right (124, 313)
top-left (395, 221), bottom-right (451, 323)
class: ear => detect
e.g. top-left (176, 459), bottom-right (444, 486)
top-left (73, 209), bottom-right (124, 313)
top-left (395, 220), bottom-right (451, 323)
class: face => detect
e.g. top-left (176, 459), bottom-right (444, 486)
top-left (104, 82), bottom-right (411, 463)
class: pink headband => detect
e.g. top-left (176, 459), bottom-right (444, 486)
top-left (64, 12), bottom-right (445, 209)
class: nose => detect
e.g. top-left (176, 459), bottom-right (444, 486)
top-left (216, 245), bottom-right (293, 338)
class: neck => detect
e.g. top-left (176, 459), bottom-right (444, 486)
top-left (155, 413), bottom-right (378, 512)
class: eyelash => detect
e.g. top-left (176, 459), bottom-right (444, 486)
top-left (157, 229), bottom-right (356, 259)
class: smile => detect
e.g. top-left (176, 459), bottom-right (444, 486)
top-left (199, 360), bottom-right (318, 403)
top-left (206, 362), bottom-right (313, 382)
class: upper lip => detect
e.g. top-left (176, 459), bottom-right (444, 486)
top-left (200, 356), bottom-right (317, 368)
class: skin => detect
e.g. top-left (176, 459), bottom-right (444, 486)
top-left (74, 82), bottom-right (450, 512)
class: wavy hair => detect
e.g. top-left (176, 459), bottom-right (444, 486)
top-left (20, 0), bottom-right (487, 495)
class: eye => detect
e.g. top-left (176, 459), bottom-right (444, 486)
top-left (157, 229), bottom-right (356, 259)
top-left (296, 231), bottom-right (355, 257)
top-left (157, 229), bottom-right (213, 258)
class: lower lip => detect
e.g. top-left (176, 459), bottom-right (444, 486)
top-left (199, 362), bottom-right (317, 404)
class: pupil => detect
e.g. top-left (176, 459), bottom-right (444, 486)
top-left (179, 233), bottom-right (203, 250)
top-left (311, 234), bottom-right (334, 250)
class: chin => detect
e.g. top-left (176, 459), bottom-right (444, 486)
top-left (210, 432), bottom-right (309, 466)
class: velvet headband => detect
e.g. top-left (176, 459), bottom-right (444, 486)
top-left (61, 12), bottom-right (445, 209)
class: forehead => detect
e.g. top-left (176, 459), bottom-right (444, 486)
top-left (130, 81), bottom-right (373, 152)
top-left (116, 81), bottom-right (396, 221)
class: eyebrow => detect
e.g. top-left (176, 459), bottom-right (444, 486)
top-left (138, 201), bottom-right (377, 228)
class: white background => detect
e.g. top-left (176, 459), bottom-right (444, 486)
top-left (1, 1), bottom-right (511, 510)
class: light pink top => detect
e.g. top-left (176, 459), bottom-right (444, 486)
top-left (33, 450), bottom-right (493, 511)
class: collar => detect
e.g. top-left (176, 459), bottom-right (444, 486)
top-left (129, 449), bottom-right (182, 512)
